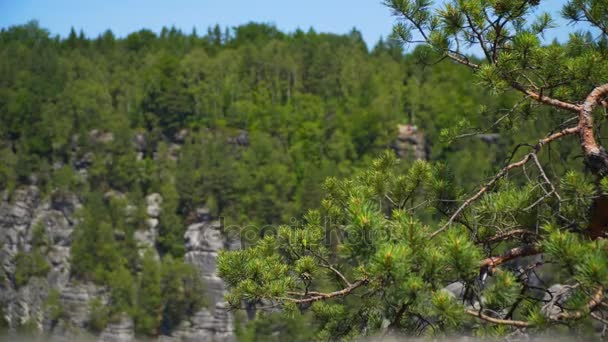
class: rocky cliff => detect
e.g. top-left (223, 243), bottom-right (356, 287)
top-left (0, 185), bottom-right (238, 341)
top-left (394, 124), bottom-right (429, 161)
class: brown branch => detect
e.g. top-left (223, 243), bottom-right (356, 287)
top-left (579, 84), bottom-right (608, 175)
top-left (591, 312), bottom-right (608, 325)
top-left (483, 229), bottom-right (538, 244)
top-left (554, 286), bottom-right (605, 321)
top-left (282, 278), bottom-right (368, 304)
top-left (430, 126), bottom-right (579, 238)
top-left (511, 82), bottom-right (580, 113)
top-left (309, 250), bottom-right (352, 287)
top-left (465, 309), bottom-right (532, 327)
top-left (464, 12), bottom-right (492, 63)
top-left (480, 244), bottom-right (540, 274)
top-left (446, 52), bottom-right (480, 70)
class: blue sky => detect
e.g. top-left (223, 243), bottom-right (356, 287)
top-left (0, 0), bottom-right (590, 50)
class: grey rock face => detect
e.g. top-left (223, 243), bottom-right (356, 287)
top-left (146, 193), bottom-right (163, 218)
top-left (133, 194), bottom-right (162, 259)
top-left (133, 132), bottom-right (147, 152)
top-left (89, 130), bottom-right (114, 145)
top-left (542, 284), bottom-right (573, 320)
top-left (394, 124), bottom-right (428, 160)
top-left (59, 283), bottom-right (107, 330)
top-left (99, 314), bottom-right (134, 342)
top-left (177, 209), bottom-right (236, 341)
top-left (0, 187), bottom-right (82, 333)
top-left (0, 186), bottom-right (238, 341)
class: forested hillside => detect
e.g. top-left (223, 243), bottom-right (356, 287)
top-left (2, 1), bottom-right (606, 338)
top-left (0, 20), bottom-right (513, 338)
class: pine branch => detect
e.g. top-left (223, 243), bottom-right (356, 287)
top-left (431, 126), bottom-right (579, 238)
top-left (580, 5), bottom-right (608, 36)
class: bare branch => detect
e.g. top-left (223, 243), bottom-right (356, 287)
top-left (554, 286), bottom-right (605, 321)
top-left (465, 309), bottom-right (532, 327)
top-left (511, 82), bottom-right (581, 113)
top-left (591, 312), bottom-right (608, 325)
top-left (483, 229), bottom-right (538, 244)
top-left (579, 83), bottom-right (608, 171)
top-left (464, 12), bottom-right (492, 62)
top-left (430, 153), bottom-right (533, 238)
top-left (446, 52), bottom-right (480, 70)
top-left (282, 278), bottom-right (368, 304)
top-left (309, 250), bottom-right (352, 287)
top-left (480, 244), bottom-right (540, 274)
top-left (530, 153), bottom-right (562, 202)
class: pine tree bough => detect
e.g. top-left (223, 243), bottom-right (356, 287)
top-left (435, 82), bottom-right (608, 239)
top-left (432, 126), bottom-right (579, 238)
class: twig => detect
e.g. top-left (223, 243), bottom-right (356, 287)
top-left (530, 153), bottom-right (561, 201)
top-left (554, 286), bottom-right (604, 321)
top-left (281, 278), bottom-right (368, 304)
top-left (511, 81), bottom-right (580, 113)
top-left (591, 312), bottom-right (608, 325)
top-left (465, 309), bottom-right (532, 327)
top-left (483, 229), bottom-right (538, 244)
top-left (310, 250), bottom-right (352, 287)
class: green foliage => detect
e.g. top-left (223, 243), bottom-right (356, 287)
top-left (135, 250), bottom-right (162, 336)
top-left (16, 318), bottom-right (39, 336)
top-left (88, 298), bottom-right (110, 333)
top-left (44, 289), bottom-right (64, 323)
top-left (159, 255), bottom-right (205, 332)
top-left (71, 193), bottom-right (125, 283)
top-left (108, 266), bottom-right (135, 315)
top-left (13, 251), bottom-right (50, 287)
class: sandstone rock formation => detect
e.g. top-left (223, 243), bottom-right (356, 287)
top-left (0, 185), bottom-right (238, 341)
top-left (394, 124), bottom-right (428, 160)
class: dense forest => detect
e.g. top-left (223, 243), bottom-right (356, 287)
top-left (0, 19), bottom-right (510, 338)
top-left (2, 0), bottom-right (608, 339)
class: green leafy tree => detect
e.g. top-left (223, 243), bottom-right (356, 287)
top-left (160, 256), bottom-right (205, 332)
top-left (135, 250), bottom-right (162, 336)
top-left (13, 251), bottom-right (50, 287)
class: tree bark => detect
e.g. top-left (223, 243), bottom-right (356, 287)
top-left (581, 84), bottom-right (608, 239)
